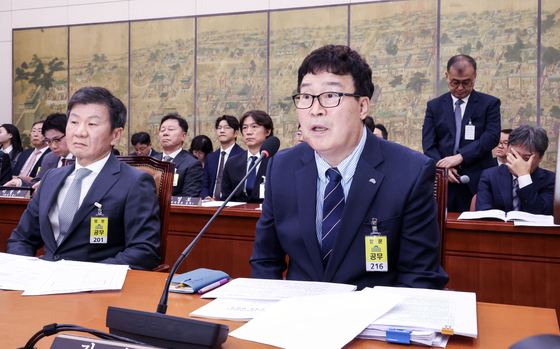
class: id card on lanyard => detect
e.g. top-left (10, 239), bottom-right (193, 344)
top-left (90, 202), bottom-right (108, 244)
top-left (365, 218), bottom-right (388, 272)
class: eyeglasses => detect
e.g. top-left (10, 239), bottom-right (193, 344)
top-left (497, 141), bottom-right (508, 147)
top-left (292, 92), bottom-right (364, 109)
top-left (449, 80), bottom-right (474, 88)
top-left (31, 129), bottom-right (42, 135)
top-left (216, 125), bottom-right (232, 131)
top-left (42, 134), bottom-right (65, 145)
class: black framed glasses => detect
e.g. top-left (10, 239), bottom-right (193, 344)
top-left (292, 92), bottom-right (364, 109)
top-left (42, 134), bottom-right (65, 145)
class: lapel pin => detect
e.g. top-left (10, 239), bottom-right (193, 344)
top-left (369, 178), bottom-right (376, 184)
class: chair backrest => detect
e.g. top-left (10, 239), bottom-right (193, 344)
top-left (470, 194), bottom-right (477, 211)
top-left (434, 167), bottom-right (448, 269)
top-left (117, 156), bottom-right (174, 269)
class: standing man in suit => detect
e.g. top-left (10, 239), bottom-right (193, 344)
top-left (493, 128), bottom-right (512, 166)
top-left (220, 110), bottom-right (274, 204)
top-left (155, 112), bottom-right (203, 197)
top-left (201, 115), bottom-right (244, 200)
top-left (4, 113), bottom-right (74, 188)
top-left (130, 131), bottom-right (161, 158)
top-left (12, 120), bottom-right (51, 181)
top-left (250, 45), bottom-right (448, 290)
top-left (423, 54), bottom-right (501, 212)
top-left (7, 86), bottom-right (161, 270)
top-left (476, 125), bottom-right (555, 215)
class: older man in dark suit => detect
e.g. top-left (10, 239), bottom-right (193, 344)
top-left (11, 120), bottom-right (51, 181)
top-left (250, 45), bottom-right (448, 290)
top-left (422, 54), bottom-right (501, 212)
top-left (154, 113), bottom-right (203, 197)
top-left (476, 125), bottom-right (555, 215)
top-left (7, 87), bottom-right (161, 270)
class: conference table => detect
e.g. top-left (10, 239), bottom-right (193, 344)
top-left (2, 198), bottom-right (560, 325)
top-left (2, 270), bottom-right (559, 349)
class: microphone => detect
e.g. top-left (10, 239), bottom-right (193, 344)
top-left (454, 173), bottom-right (470, 184)
top-left (106, 137), bottom-right (281, 349)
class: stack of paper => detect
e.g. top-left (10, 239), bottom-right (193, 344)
top-left (0, 252), bottom-right (129, 295)
top-left (356, 286), bottom-right (477, 347)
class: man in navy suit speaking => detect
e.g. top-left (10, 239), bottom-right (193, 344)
top-left (250, 45), bottom-right (448, 290)
top-left (7, 87), bottom-right (161, 270)
top-left (422, 54), bottom-right (501, 212)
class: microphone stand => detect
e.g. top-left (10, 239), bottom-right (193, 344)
top-left (106, 137), bottom-right (279, 349)
top-left (157, 150), bottom-right (269, 314)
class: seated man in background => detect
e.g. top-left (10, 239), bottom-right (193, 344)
top-left (250, 45), bottom-right (448, 290)
top-left (130, 131), bottom-right (160, 157)
top-left (155, 112), bottom-right (203, 197)
top-left (374, 124), bottom-right (388, 140)
top-left (11, 119), bottom-right (51, 182)
top-left (7, 86), bottom-right (161, 270)
top-left (476, 125), bottom-right (554, 215)
top-left (493, 128), bottom-right (512, 166)
top-left (4, 113), bottom-right (74, 189)
top-left (201, 115), bottom-right (244, 200)
top-left (220, 110), bottom-right (274, 203)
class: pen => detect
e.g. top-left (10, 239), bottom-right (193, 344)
top-left (197, 278), bottom-right (229, 294)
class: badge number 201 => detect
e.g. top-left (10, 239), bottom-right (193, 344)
top-left (90, 217), bottom-right (108, 244)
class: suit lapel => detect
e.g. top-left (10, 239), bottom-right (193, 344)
top-left (498, 165), bottom-right (514, 211)
top-left (325, 133), bottom-right (384, 281)
top-left (295, 147), bottom-right (324, 278)
top-left (60, 155), bottom-right (120, 242)
top-left (462, 90), bottom-right (480, 127)
top-left (443, 93), bottom-right (456, 141)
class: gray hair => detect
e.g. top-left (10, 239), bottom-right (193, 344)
top-left (508, 125), bottom-right (549, 155)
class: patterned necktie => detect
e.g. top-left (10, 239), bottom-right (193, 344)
top-left (245, 156), bottom-right (258, 196)
top-left (512, 177), bottom-right (520, 211)
top-left (321, 168), bottom-right (345, 265)
top-left (19, 149), bottom-right (41, 177)
top-left (163, 155), bottom-right (173, 162)
top-left (213, 151), bottom-right (227, 199)
top-left (57, 168), bottom-right (92, 246)
top-left (453, 99), bottom-right (464, 155)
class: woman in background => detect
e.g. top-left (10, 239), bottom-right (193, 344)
top-left (189, 135), bottom-right (213, 167)
top-left (0, 124), bottom-right (24, 168)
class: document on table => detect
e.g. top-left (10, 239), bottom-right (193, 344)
top-left (230, 289), bottom-right (404, 349)
top-left (201, 277), bottom-right (357, 300)
top-left (201, 201), bottom-right (247, 208)
top-left (0, 252), bottom-right (50, 290)
top-left (366, 286), bottom-right (478, 338)
top-left (190, 298), bottom-right (276, 321)
top-left (0, 252), bottom-right (129, 295)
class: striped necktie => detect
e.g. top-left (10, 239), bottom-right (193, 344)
top-left (321, 168), bottom-right (345, 265)
top-left (213, 151), bottom-right (227, 199)
top-left (512, 177), bottom-right (520, 211)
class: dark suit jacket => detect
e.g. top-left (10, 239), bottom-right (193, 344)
top-left (6, 153), bottom-right (161, 270)
top-left (20, 151), bottom-right (59, 187)
top-left (0, 152), bottom-right (12, 185)
top-left (422, 90), bottom-right (501, 195)
top-left (221, 150), bottom-right (269, 203)
top-left (201, 143), bottom-right (244, 199)
top-left (250, 131), bottom-right (449, 290)
top-left (12, 147), bottom-right (52, 177)
top-left (155, 149), bottom-right (203, 197)
top-left (130, 149), bottom-right (162, 158)
top-left (476, 165), bottom-right (555, 215)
